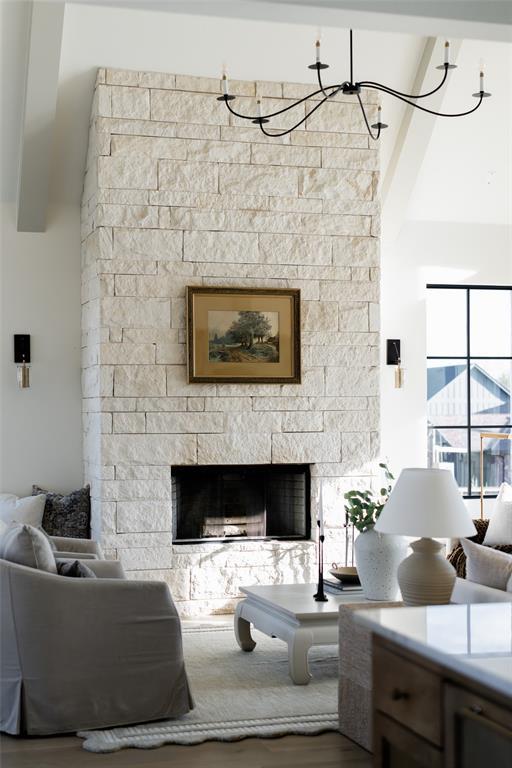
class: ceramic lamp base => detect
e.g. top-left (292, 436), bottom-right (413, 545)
top-left (397, 537), bottom-right (455, 606)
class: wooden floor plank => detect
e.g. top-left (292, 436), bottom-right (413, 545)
top-left (1, 732), bottom-right (372, 768)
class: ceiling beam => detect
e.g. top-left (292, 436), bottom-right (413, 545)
top-left (381, 36), bottom-right (462, 242)
top-left (17, 1), bottom-right (65, 233)
top-left (74, 0), bottom-right (512, 42)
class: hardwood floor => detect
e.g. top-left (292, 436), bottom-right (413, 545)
top-left (1, 732), bottom-right (371, 768)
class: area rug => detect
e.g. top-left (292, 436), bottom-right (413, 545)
top-left (79, 624), bottom-right (339, 752)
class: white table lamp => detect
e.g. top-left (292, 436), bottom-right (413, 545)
top-left (375, 468), bottom-right (476, 606)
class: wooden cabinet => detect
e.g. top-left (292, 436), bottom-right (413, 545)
top-left (444, 683), bottom-right (512, 768)
top-left (372, 636), bottom-right (512, 768)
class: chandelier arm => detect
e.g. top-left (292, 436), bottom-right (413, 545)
top-left (316, 65), bottom-right (341, 99)
top-left (364, 86), bottom-right (484, 117)
top-left (316, 66), bottom-right (329, 97)
top-left (356, 94), bottom-right (380, 141)
top-left (256, 93), bottom-right (335, 137)
top-left (222, 85), bottom-right (341, 122)
top-left (358, 64), bottom-right (448, 100)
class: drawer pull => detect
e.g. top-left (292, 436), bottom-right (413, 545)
top-left (462, 707), bottom-right (512, 740)
top-left (391, 688), bottom-right (409, 701)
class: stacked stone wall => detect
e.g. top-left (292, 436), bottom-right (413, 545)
top-left (81, 68), bottom-right (380, 616)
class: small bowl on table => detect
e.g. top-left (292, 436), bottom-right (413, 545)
top-left (329, 564), bottom-right (360, 585)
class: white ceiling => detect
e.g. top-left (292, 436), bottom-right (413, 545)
top-left (67, 0), bottom-right (512, 42)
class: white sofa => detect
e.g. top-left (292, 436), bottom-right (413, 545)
top-left (452, 576), bottom-right (512, 603)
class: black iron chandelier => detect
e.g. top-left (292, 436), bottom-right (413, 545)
top-left (217, 30), bottom-right (491, 140)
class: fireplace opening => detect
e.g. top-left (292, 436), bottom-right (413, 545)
top-left (172, 464), bottom-right (311, 544)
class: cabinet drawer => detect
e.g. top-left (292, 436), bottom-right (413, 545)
top-left (374, 642), bottom-right (442, 746)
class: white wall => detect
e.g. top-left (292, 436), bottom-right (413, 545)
top-left (380, 39), bottom-right (512, 484)
top-left (0, 203), bottom-right (82, 495)
top-left (380, 221), bottom-right (511, 469)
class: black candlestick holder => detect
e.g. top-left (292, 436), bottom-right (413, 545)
top-left (313, 520), bottom-right (328, 602)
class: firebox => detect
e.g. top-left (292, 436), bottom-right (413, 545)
top-left (172, 464), bottom-right (310, 543)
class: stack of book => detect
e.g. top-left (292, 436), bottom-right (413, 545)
top-left (324, 578), bottom-right (362, 595)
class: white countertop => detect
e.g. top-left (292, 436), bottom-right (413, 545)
top-left (355, 603), bottom-right (512, 701)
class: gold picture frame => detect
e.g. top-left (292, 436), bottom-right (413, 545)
top-left (186, 286), bottom-right (301, 384)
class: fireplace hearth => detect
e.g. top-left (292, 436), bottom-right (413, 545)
top-left (172, 464), bottom-right (310, 544)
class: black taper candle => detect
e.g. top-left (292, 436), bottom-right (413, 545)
top-left (313, 520), bottom-right (328, 602)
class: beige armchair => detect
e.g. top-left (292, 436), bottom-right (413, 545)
top-left (50, 535), bottom-right (104, 560)
top-left (0, 557), bottom-right (193, 735)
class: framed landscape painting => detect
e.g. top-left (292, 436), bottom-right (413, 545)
top-left (186, 287), bottom-right (301, 384)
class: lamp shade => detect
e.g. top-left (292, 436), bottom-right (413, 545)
top-left (374, 468), bottom-right (476, 538)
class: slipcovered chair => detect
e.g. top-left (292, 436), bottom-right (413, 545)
top-left (50, 535), bottom-right (104, 560)
top-left (0, 557), bottom-right (193, 735)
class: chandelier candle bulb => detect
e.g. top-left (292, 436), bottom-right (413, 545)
top-left (444, 41), bottom-right (450, 65)
top-left (316, 39), bottom-right (321, 63)
top-left (257, 98), bottom-right (262, 118)
top-left (472, 60), bottom-right (490, 99)
top-left (221, 73), bottom-right (228, 95)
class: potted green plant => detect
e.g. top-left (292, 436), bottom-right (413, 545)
top-left (344, 462), bottom-right (394, 532)
top-left (344, 463), bottom-right (407, 600)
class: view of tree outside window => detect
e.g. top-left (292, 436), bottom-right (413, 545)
top-left (426, 285), bottom-right (512, 497)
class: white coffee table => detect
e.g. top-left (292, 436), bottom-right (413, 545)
top-left (234, 583), bottom-right (367, 685)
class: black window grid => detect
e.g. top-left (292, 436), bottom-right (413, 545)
top-left (426, 284), bottom-right (512, 499)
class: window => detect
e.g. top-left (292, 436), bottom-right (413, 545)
top-left (426, 285), bottom-right (512, 497)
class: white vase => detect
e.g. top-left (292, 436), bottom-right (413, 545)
top-left (354, 527), bottom-right (408, 601)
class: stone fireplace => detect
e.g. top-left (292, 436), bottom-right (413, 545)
top-left (81, 67), bottom-right (380, 616)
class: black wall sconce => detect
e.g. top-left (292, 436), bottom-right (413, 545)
top-left (14, 334), bottom-right (30, 389)
top-left (386, 339), bottom-right (403, 388)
